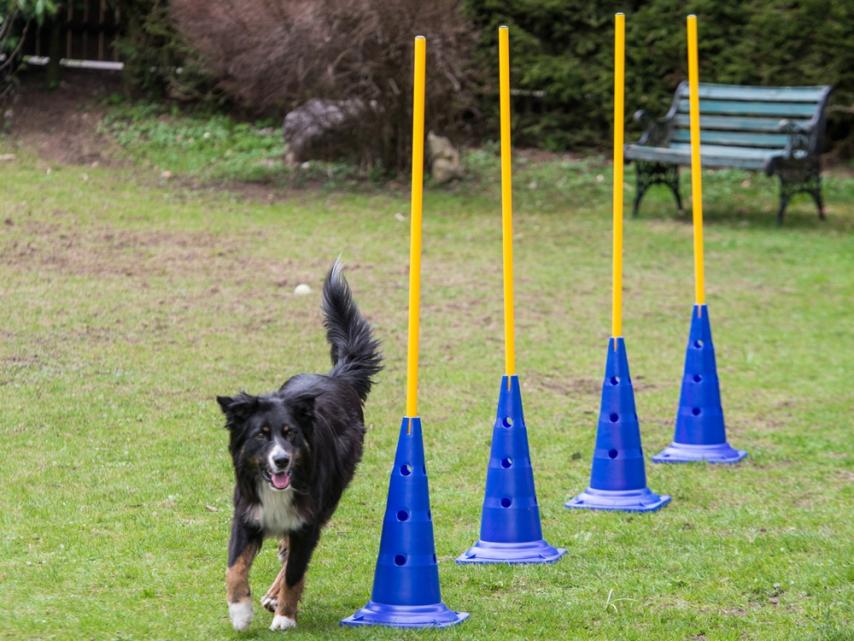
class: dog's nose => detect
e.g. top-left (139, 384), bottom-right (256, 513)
top-left (273, 454), bottom-right (290, 469)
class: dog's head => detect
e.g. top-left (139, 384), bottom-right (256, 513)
top-left (216, 391), bottom-right (317, 494)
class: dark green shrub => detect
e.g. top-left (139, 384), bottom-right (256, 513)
top-left (116, 0), bottom-right (217, 103)
top-left (1, 0), bottom-right (57, 99)
top-left (465, 0), bottom-right (853, 157)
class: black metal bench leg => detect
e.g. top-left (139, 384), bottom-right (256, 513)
top-left (776, 193), bottom-right (789, 226)
top-left (812, 175), bottom-right (826, 221)
top-left (633, 161), bottom-right (680, 217)
top-left (632, 161), bottom-right (649, 218)
top-left (666, 165), bottom-right (683, 212)
top-left (776, 159), bottom-right (824, 225)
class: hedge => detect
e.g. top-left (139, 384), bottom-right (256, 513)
top-left (465, 0), bottom-right (853, 157)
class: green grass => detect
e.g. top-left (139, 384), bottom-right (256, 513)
top-left (1, 135), bottom-right (853, 641)
top-left (100, 100), bottom-right (286, 183)
top-left (99, 100), bottom-right (365, 186)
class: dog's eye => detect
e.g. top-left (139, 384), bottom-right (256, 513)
top-left (281, 427), bottom-right (291, 438)
top-left (260, 425), bottom-right (271, 437)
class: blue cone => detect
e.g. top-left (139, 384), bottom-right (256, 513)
top-left (341, 417), bottom-right (468, 629)
top-left (566, 338), bottom-right (671, 512)
top-left (457, 376), bottom-right (565, 564)
top-left (653, 305), bottom-right (747, 464)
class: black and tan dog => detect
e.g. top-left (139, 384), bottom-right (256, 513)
top-left (217, 261), bottom-right (381, 631)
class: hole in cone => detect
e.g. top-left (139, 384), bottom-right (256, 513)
top-left (500, 457), bottom-right (512, 468)
top-left (694, 339), bottom-right (704, 349)
top-left (500, 497), bottom-right (512, 508)
top-left (608, 449), bottom-right (618, 459)
top-left (692, 407), bottom-right (701, 416)
top-left (400, 464), bottom-right (412, 476)
top-left (394, 555), bottom-right (406, 566)
top-left (609, 376), bottom-right (620, 385)
top-left (502, 416), bottom-right (513, 428)
top-left (396, 510), bottom-right (409, 522)
top-left (609, 412), bottom-right (619, 423)
top-left (693, 374), bottom-right (703, 382)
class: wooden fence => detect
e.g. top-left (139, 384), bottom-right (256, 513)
top-left (22, 1), bottom-right (123, 70)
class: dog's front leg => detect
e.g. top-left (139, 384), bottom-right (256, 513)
top-left (226, 518), bottom-right (262, 631)
top-left (262, 538), bottom-right (289, 612)
top-left (270, 526), bottom-right (320, 631)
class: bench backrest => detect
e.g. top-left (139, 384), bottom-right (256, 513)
top-left (666, 83), bottom-right (832, 154)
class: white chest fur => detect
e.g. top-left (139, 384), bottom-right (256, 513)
top-left (247, 484), bottom-right (306, 536)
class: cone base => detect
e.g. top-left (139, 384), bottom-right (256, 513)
top-left (456, 538), bottom-right (566, 565)
top-left (652, 442), bottom-right (747, 464)
top-left (340, 601), bottom-right (469, 629)
top-left (565, 487), bottom-right (671, 513)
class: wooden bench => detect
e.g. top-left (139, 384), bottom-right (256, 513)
top-left (625, 82), bottom-right (832, 223)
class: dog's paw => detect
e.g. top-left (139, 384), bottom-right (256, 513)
top-left (261, 594), bottom-right (278, 613)
top-left (228, 600), bottom-right (253, 631)
top-left (269, 614), bottom-right (297, 631)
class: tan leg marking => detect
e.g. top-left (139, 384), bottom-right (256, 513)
top-left (226, 544), bottom-right (258, 603)
top-left (226, 544), bottom-right (258, 631)
top-left (261, 538), bottom-right (288, 612)
top-left (275, 576), bottom-right (305, 620)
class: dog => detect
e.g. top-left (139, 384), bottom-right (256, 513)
top-left (217, 260), bottom-right (381, 632)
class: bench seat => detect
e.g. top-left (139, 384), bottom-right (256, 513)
top-left (625, 143), bottom-right (809, 171)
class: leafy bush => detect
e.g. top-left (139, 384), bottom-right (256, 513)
top-left (116, 0), bottom-right (217, 103)
top-left (465, 0), bottom-right (854, 157)
top-left (1, 0), bottom-right (56, 100)
top-left (169, 0), bottom-right (480, 173)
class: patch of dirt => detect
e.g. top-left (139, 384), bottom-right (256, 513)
top-left (526, 373), bottom-right (601, 397)
top-left (4, 69), bottom-right (123, 165)
top-left (0, 218), bottom-right (333, 289)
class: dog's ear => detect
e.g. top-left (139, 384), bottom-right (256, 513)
top-left (289, 390), bottom-right (320, 428)
top-left (217, 392), bottom-right (259, 428)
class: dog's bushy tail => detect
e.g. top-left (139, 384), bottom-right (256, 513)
top-left (322, 259), bottom-right (382, 403)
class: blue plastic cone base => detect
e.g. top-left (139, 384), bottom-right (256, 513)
top-left (653, 305), bottom-right (748, 465)
top-left (457, 375), bottom-right (564, 565)
top-left (652, 442), bottom-right (747, 464)
top-left (341, 417), bottom-right (468, 629)
top-left (341, 602), bottom-right (469, 629)
top-left (565, 487), bottom-right (671, 513)
top-left (565, 338), bottom-right (670, 514)
top-left (457, 538), bottom-right (566, 564)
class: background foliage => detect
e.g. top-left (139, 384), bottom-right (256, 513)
top-left (464, 0), bottom-right (853, 157)
top-left (1, 0), bottom-right (55, 100)
top-left (167, 0), bottom-right (479, 172)
top-left (28, 0), bottom-right (854, 164)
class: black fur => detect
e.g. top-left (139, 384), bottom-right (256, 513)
top-left (217, 260), bottom-right (381, 615)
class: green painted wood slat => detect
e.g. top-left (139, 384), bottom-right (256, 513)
top-left (676, 99), bottom-right (818, 117)
top-left (624, 144), bottom-right (772, 170)
top-left (677, 83), bottom-right (828, 102)
top-left (673, 114), bottom-right (811, 132)
top-left (671, 129), bottom-right (789, 148)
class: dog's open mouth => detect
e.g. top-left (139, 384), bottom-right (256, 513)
top-left (264, 469), bottom-right (291, 490)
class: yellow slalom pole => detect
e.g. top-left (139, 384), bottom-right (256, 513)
top-left (687, 15), bottom-right (705, 310)
top-left (498, 25), bottom-right (516, 378)
top-left (405, 36), bottom-right (426, 426)
top-left (612, 13), bottom-right (625, 345)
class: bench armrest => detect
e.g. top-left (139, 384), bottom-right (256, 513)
top-left (778, 119), bottom-right (812, 158)
top-left (634, 109), bottom-right (672, 146)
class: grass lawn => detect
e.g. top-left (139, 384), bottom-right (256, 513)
top-left (1, 133), bottom-right (852, 641)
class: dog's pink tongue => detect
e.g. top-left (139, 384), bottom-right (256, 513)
top-left (271, 472), bottom-right (290, 490)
